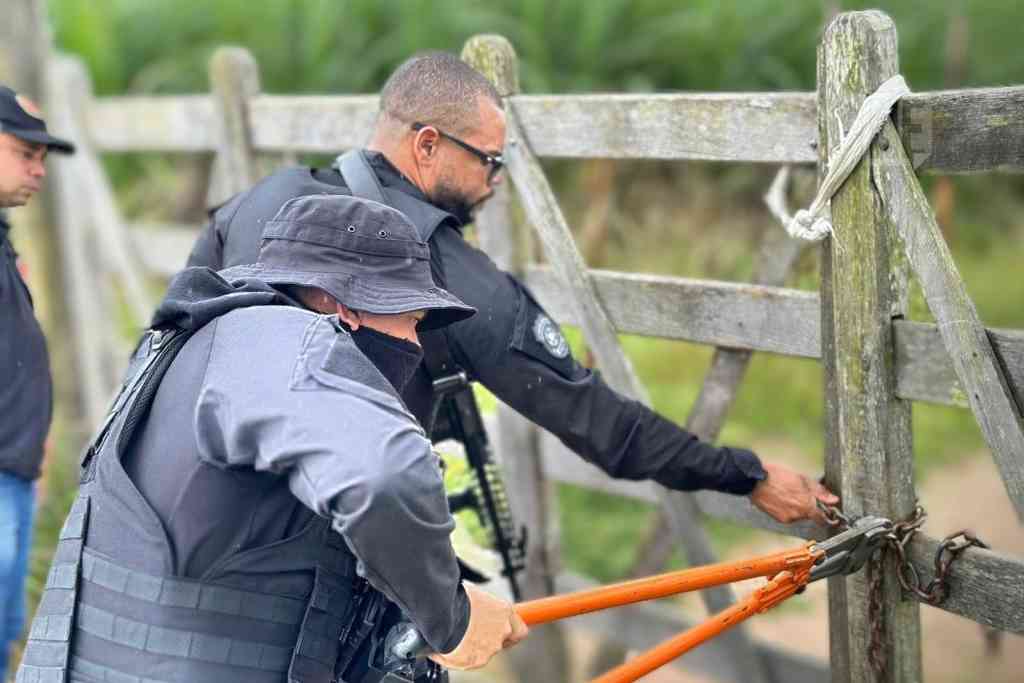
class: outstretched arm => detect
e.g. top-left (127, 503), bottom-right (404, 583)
top-left (434, 231), bottom-right (835, 524)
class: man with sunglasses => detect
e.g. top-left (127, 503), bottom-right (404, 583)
top-left (0, 84), bottom-right (74, 678)
top-left (186, 52), bottom-right (835, 557)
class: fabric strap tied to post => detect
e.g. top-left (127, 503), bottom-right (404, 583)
top-left (785, 74), bottom-right (911, 242)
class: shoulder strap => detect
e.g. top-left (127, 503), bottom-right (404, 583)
top-left (80, 327), bottom-right (192, 481)
top-left (334, 150), bottom-right (454, 243)
top-left (335, 150), bottom-right (388, 204)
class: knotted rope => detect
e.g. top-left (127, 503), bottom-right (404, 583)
top-left (784, 74), bottom-right (911, 242)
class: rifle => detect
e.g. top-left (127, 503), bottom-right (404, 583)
top-left (432, 371), bottom-right (527, 600)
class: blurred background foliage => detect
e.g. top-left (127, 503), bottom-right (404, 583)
top-left (40, 0), bottom-right (1024, 583)
top-left (50, 0), bottom-right (1024, 95)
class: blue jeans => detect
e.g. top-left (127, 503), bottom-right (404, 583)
top-left (0, 471), bottom-right (35, 678)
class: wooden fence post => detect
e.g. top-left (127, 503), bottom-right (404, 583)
top-left (209, 46), bottom-right (261, 207)
top-left (45, 56), bottom-right (123, 429)
top-left (819, 11), bottom-right (921, 683)
top-left (462, 35), bottom-right (572, 683)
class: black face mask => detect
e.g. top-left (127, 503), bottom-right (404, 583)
top-left (349, 325), bottom-right (424, 393)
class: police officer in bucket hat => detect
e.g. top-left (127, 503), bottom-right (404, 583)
top-left (18, 194), bottom-right (527, 683)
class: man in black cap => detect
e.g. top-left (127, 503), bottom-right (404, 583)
top-left (19, 194), bottom-right (528, 683)
top-left (0, 84), bottom-right (74, 678)
top-left (185, 52), bottom-right (837, 527)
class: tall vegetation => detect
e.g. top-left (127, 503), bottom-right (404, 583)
top-left (50, 0), bottom-right (1024, 96)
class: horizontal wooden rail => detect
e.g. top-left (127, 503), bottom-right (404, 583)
top-left (525, 266), bottom-right (1024, 408)
top-left (87, 96), bottom-right (220, 151)
top-left (899, 87), bottom-right (1024, 174)
top-left (129, 245), bottom-right (1024, 412)
top-left (81, 88), bottom-right (1024, 173)
top-left (127, 223), bottom-right (200, 275)
top-left (510, 93), bottom-right (816, 162)
top-left (249, 94), bottom-right (379, 152)
top-left (893, 321), bottom-right (1024, 408)
top-left (524, 266), bottom-right (821, 357)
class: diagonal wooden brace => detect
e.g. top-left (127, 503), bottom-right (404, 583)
top-left (874, 121), bottom-right (1024, 522)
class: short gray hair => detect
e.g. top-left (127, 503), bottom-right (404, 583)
top-left (378, 51), bottom-right (502, 136)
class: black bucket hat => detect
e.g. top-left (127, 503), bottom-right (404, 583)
top-left (0, 86), bottom-right (75, 154)
top-left (219, 194), bottom-right (475, 330)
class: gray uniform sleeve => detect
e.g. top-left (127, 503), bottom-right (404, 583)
top-left (194, 311), bottom-right (469, 652)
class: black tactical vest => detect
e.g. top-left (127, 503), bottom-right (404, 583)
top-left (211, 158), bottom-right (458, 436)
top-left (217, 164), bottom-right (455, 271)
top-left (18, 325), bottom-right (379, 683)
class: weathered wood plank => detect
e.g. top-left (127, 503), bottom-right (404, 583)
top-left (876, 119), bottom-right (1024, 522)
top-left (510, 92), bottom-right (817, 162)
top-left (894, 322), bottom-right (1024, 408)
top-left (523, 267), bottom-right (1024, 411)
top-left (249, 94), bottom-right (379, 152)
top-left (82, 87), bottom-right (1023, 173)
top-left (819, 11), bottom-right (921, 683)
top-left (524, 266), bottom-right (821, 358)
top-left (554, 572), bottom-right (829, 683)
top-left (86, 96), bottom-right (219, 151)
top-left (127, 223), bottom-right (199, 276)
top-left (122, 246), bottom-right (1024, 409)
top-left (900, 87), bottom-right (1024, 174)
top-left (903, 537), bottom-right (1024, 635)
top-left (78, 139), bottom-right (155, 327)
top-left (46, 57), bottom-right (120, 428)
top-left (209, 47), bottom-right (262, 206)
top-left (247, 92), bottom-right (818, 161)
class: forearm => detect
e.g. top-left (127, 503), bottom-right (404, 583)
top-left (289, 438), bottom-right (470, 652)
top-left (535, 370), bottom-right (765, 493)
top-left (477, 351), bottom-right (765, 494)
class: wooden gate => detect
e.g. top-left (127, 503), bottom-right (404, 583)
top-left (40, 10), bottom-right (1024, 683)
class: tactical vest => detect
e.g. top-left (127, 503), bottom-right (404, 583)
top-left (18, 325), bottom-right (381, 683)
top-left (245, 163), bottom-right (452, 244)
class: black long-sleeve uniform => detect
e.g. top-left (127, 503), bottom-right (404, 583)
top-left (185, 152), bottom-right (766, 495)
top-left (0, 212), bottom-right (52, 481)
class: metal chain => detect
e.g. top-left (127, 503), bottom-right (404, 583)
top-left (816, 499), bottom-right (989, 680)
top-left (817, 500), bottom-right (987, 606)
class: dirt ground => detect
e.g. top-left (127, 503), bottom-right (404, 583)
top-left (455, 454), bottom-right (1024, 683)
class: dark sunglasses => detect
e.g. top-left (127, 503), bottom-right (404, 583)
top-left (411, 122), bottom-right (504, 182)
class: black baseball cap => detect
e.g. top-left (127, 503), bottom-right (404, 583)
top-left (0, 86), bottom-right (75, 154)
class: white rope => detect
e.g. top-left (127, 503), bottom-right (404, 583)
top-left (763, 165), bottom-right (793, 227)
top-left (785, 74), bottom-right (911, 242)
